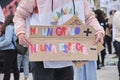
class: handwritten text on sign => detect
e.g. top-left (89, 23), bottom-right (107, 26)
top-left (29, 16), bottom-right (97, 61)
top-left (29, 25), bottom-right (95, 38)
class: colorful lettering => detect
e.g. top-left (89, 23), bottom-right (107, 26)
top-left (71, 29), bottom-right (75, 35)
top-left (46, 44), bottom-right (52, 52)
top-left (63, 45), bottom-right (68, 53)
top-left (47, 28), bottom-right (53, 36)
top-left (30, 27), bottom-right (38, 35)
top-left (42, 28), bottom-right (53, 36)
top-left (56, 26), bottom-right (80, 36)
top-left (56, 27), bottom-right (63, 36)
top-left (83, 47), bottom-right (88, 55)
top-left (39, 44), bottom-right (57, 53)
top-left (75, 27), bottom-right (80, 34)
top-left (66, 27), bottom-right (71, 35)
top-left (68, 42), bottom-right (72, 50)
top-left (40, 44), bottom-right (46, 52)
top-left (59, 43), bottom-right (65, 51)
top-left (29, 44), bottom-right (38, 53)
top-left (76, 42), bottom-right (83, 52)
top-left (30, 42), bottom-right (87, 54)
top-left (51, 45), bottom-right (57, 53)
top-left (70, 44), bottom-right (76, 53)
top-left (42, 28), bottom-right (48, 36)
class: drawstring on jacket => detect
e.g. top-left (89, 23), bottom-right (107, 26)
top-left (51, 0), bottom-right (54, 12)
top-left (72, 0), bottom-right (76, 15)
top-left (51, 0), bottom-right (76, 15)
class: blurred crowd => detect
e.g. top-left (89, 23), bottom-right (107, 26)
top-left (94, 9), bottom-right (117, 69)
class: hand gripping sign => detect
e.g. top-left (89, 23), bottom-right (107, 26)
top-left (29, 15), bottom-right (103, 61)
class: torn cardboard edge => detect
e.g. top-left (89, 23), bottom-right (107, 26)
top-left (64, 15), bottom-right (104, 68)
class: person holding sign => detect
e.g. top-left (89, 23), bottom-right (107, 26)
top-left (13, 0), bottom-right (104, 80)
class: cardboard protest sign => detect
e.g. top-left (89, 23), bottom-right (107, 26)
top-left (64, 16), bottom-right (104, 68)
top-left (63, 16), bottom-right (104, 67)
top-left (63, 15), bottom-right (104, 52)
top-left (63, 16), bottom-right (88, 68)
top-left (29, 16), bottom-right (98, 61)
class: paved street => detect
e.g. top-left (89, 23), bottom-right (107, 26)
top-left (20, 54), bottom-right (119, 80)
top-left (97, 65), bottom-right (118, 80)
top-left (97, 54), bottom-right (119, 80)
top-left (0, 54), bottom-right (119, 80)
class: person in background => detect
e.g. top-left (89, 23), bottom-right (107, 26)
top-left (94, 9), bottom-right (107, 69)
top-left (108, 10), bottom-right (118, 58)
top-left (0, 22), bottom-right (3, 36)
top-left (0, 6), bottom-right (4, 79)
top-left (113, 10), bottom-right (120, 80)
top-left (108, 10), bottom-right (116, 29)
top-left (17, 52), bottom-right (29, 80)
top-left (13, 0), bottom-right (104, 80)
top-left (0, 4), bottom-right (5, 36)
top-left (0, 14), bottom-right (19, 80)
top-left (106, 10), bottom-right (116, 55)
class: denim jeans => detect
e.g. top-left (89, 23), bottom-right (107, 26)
top-left (2, 50), bottom-right (19, 80)
top-left (30, 62), bottom-right (74, 80)
top-left (74, 61), bottom-right (97, 80)
top-left (17, 51), bottom-right (29, 78)
top-left (115, 40), bottom-right (120, 77)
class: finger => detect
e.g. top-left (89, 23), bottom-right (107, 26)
top-left (22, 36), bottom-right (30, 46)
top-left (18, 35), bottom-right (28, 46)
top-left (94, 38), bottom-right (99, 44)
top-left (24, 36), bottom-right (32, 45)
top-left (100, 38), bottom-right (104, 44)
top-left (18, 37), bottom-right (24, 45)
top-left (23, 35), bottom-right (32, 46)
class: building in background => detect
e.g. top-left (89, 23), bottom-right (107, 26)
top-left (89, 0), bottom-right (120, 17)
top-left (88, 0), bottom-right (96, 10)
top-left (100, 0), bottom-right (120, 16)
top-left (0, 0), bottom-right (120, 19)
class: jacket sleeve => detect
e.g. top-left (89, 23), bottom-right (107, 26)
top-left (13, 0), bottom-right (35, 36)
top-left (84, 0), bottom-right (105, 36)
top-left (0, 25), bottom-right (13, 48)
